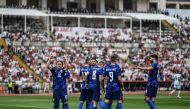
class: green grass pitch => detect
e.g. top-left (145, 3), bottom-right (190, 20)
top-left (0, 93), bottom-right (190, 109)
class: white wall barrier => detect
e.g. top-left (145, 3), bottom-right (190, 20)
top-left (12, 41), bottom-right (190, 48)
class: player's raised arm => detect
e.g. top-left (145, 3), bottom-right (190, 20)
top-left (84, 71), bottom-right (89, 89)
top-left (46, 56), bottom-right (54, 70)
top-left (135, 54), bottom-right (159, 73)
top-left (136, 66), bottom-right (153, 71)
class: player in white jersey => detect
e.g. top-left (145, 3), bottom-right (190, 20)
top-left (169, 72), bottom-right (182, 98)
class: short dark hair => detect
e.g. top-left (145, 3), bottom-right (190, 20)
top-left (145, 56), bottom-right (150, 60)
top-left (84, 59), bottom-right (89, 65)
top-left (91, 57), bottom-right (98, 62)
top-left (57, 61), bottom-right (63, 65)
top-left (111, 54), bottom-right (118, 62)
top-left (85, 57), bottom-right (90, 62)
top-left (99, 61), bottom-right (105, 64)
top-left (150, 54), bottom-right (158, 60)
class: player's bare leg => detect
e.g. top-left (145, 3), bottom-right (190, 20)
top-left (169, 89), bottom-right (176, 96)
top-left (177, 90), bottom-right (181, 98)
top-left (92, 100), bottom-right (98, 109)
top-left (151, 97), bottom-right (156, 105)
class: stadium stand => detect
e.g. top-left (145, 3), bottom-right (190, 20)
top-left (0, 1), bottom-right (190, 94)
top-left (7, 42), bottom-right (189, 92)
top-left (3, 16), bottom-right (45, 33)
top-left (173, 15), bottom-right (190, 42)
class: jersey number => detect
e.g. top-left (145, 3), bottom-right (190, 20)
top-left (92, 71), bottom-right (97, 80)
top-left (109, 72), bottom-right (113, 82)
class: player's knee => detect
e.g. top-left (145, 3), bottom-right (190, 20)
top-left (118, 100), bottom-right (123, 103)
top-left (104, 99), bottom-right (110, 103)
top-left (105, 99), bottom-right (113, 104)
top-left (64, 101), bottom-right (68, 104)
top-left (151, 97), bottom-right (155, 101)
top-left (144, 97), bottom-right (150, 101)
top-left (80, 101), bottom-right (84, 104)
top-left (93, 100), bottom-right (98, 107)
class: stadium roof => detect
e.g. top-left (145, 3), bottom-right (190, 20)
top-left (126, 13), bottom-right (179, 21)
top-left (0, 8), bottom-right (47, 16)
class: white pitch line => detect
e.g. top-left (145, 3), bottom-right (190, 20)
top-left (0, 104), bottom-right (51, 109)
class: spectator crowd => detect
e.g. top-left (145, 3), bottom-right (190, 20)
top-left (9, 43), bottom-right (190, 90)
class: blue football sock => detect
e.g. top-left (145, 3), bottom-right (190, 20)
top-left (152, 101), bottom-right (155, 104)
top-left (90, 102), bottom-right (93, 109)
top-left (63, 103), bottom-right (69, 109)
top-left (116, 103), bottom-right (123, 109)
top-left (102, 102), bottom-right (109, 109)
top-left (53, 104), bottom-right (59, 109)
top-left (99, 99), bottom-right (104, 109)
top-left (146, 100), bottom-right (156, 109)
top-left (78, 102), bottom-right (83, 109)
top-left (87, 102), bottom-right (91, 109)
top-left (151, 101), bottom-right (155, 109)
